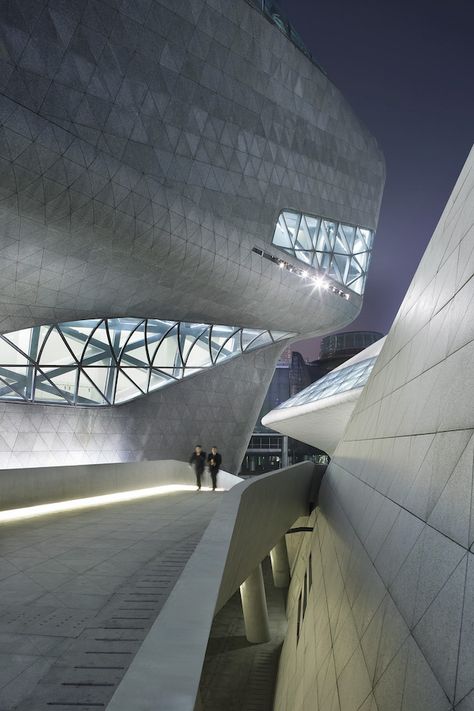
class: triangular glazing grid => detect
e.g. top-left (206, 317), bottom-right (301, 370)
top-left (282, 211), bottom-right (301, 243)
top-left (0, 319), bottom-right (295, 406)
top-left (271, 209), bottom-right (374, 295)
top-left (0, 376), bottom-right (26, 400)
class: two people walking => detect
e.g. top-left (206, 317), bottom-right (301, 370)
top-left (189, 445), bottom-right (222, 491)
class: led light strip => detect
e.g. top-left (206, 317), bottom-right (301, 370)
top-left (252, 247), bottom-right (350, 299)
top-left (0, 484), bottom-right (223, 523)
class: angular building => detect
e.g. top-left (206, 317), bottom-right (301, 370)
top-left (272, 149), bottom-right (474, 710)
top-left (263, 336), bottom-right (385, 455)
top-left (3, 4), bottom-right (472, 711)
top-left (0, 0), bottom-right (385, 473)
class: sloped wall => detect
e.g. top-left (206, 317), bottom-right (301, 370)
top-left (0, 341), bottom-right (283, 473)
top-left (274, 149), bottom-right (474, 711)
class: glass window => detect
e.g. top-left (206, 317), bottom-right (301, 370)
top-left (114, 370), bottom-right (144, 404)
top-left (2, 328), bottom-right (34, 356)
top-left (0, 337), bottom-right (29, 365)
top-left (179, 323), bottom-right (208, 363)
top-left (58, 321), bottom-right (100, 361)
top-left (245, 331), bottom-right (273, 352)
top-left (0, 319), bottom-right (295, 407)
top-left (82, 321), bottom-right (114, 367)
top-left (120, 321), bottom-right (148, 366)
top-left (185, 333), bottom-right (213, 368)
top-left (38, 328), bottom-right (76, 366)
top-left (34, 368), bottom-right (73, 404)
top-left (272, 210), bottom-right (374, 295)
top-left (282, 211), bottom-right (300, 242)
top-left (149, 369), bottom-right (173, 392)
top-left (0, 366), bottom-right (30, 398)
top-left (120, 367), bottom-right (149, 393)
top-left (241, 329), bottom-right (265, 351)
top-left (152, 325), bottom-right (180, 369)
top-left (277, 357), bottom-right (377, 409)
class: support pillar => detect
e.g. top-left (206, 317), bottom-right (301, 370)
top-left (240, 563), bottom-right (270, 643)
top-left (270, 537), bottom-right (290, 588)
top-left (281, 435), bottom-right (289, 468)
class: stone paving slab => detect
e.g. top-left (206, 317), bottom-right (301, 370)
top-left (0, 490), bottom-right (219, 710)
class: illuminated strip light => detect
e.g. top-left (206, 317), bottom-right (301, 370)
top-left (0, 484), bottom-right (223, 524)
top-left (252, 247), bottom-right (350, 300)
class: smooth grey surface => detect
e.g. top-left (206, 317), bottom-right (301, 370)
top-left (274, 147), bottom-right (474, 710)
top-left (0, 0), bottom-right (384, 336)
top-left (106, 461), bottom-right (319, 711)
top-left (0, 489), bottom-right (219, 710)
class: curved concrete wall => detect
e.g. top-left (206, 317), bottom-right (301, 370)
top-left (274, 149), bottom-right (474, 710)
top-left (0, 0), bottom-right (384, 336)
top-left (0, 339), bottom-right (284, 472)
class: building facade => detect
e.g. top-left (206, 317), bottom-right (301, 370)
top-left (263, 336), bottom-right (385, 456)
top-left (245, 332), bottom-right (383, 472)
top-left (273, 148), bottom-right (474, 711)
top-left (0, 0), bottom-right (384, 471)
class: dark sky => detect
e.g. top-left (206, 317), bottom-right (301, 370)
top-left (279, 0), bottom-right (474, 360)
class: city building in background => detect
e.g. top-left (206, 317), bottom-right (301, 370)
top-left (308, 330), bottom-right (384, 378)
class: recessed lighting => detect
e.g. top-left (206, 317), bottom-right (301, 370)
top-left (0, 485), bottom-right (224, 524)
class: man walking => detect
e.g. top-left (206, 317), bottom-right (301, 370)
top-left (207, 446), bottom-right (222, 491)
top-left (189, 445), bottom-right (206, 490)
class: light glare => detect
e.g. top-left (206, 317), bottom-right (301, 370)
top-left (0, 485), bottom-right (224, 524)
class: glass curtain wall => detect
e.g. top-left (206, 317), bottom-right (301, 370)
top-left (0, 319), bottom-right (294, 406)
top-left (272, 210), bottom-right (374, 295)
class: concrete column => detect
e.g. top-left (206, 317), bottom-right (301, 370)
top-left (270, 537), bottom-right (290, 588)
top-left (240, 563), bottom-right (270, 643)
top-left (281, 435), bottom-right (289, 468)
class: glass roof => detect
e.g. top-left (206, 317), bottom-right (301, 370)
top-left (276, 356), bottom-right (377, 409)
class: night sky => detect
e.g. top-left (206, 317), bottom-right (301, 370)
top-left (279, 0), bottom-right (474, 360)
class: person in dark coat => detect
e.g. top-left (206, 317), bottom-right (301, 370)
top-left (189, 445), bottom-right (206, 490)
top-left (207, 446), bottom-right (222, 491)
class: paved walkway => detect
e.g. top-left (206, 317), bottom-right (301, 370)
top-left (0, 490), bottom-right (220, 710)
top-left (200, 558), bottom-right (287, 711)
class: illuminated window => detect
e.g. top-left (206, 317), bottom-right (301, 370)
top-left (0, 319), bottom-right (294, 406)
top-left (272, 210), bottom-right (374, 295)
